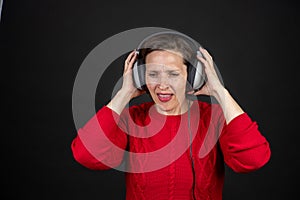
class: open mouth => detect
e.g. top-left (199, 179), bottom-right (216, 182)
top-left (157, 93), bottom-right (173, 102)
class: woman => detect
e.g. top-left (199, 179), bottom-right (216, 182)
top-left (71, 32), bottom-right (271, 200)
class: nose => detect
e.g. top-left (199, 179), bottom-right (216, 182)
top-left (158, 74), bottom-right (170, 89)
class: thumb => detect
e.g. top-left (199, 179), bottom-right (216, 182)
top-left (193, 84), bottom-right (210, 96)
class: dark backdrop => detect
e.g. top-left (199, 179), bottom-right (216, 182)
top-left (1, 0), bottom-right (299, 199)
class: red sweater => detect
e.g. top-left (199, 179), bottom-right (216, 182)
top-left (71, 100), bottom-right (271, 200)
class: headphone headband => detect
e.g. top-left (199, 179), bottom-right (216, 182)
top-left (136, 31), bottom-right (201, 52)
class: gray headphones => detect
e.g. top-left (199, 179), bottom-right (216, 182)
top-left (132, 31), bottom-right (206, 91)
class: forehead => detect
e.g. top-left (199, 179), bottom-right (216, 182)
top-left (145, 50), bottom-right (186, 71)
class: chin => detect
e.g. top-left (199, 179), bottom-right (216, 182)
top-left (155, 100), bottom-right (179, 114)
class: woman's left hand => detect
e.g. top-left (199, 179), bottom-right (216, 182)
top-left (192, 47), bottom-right (245, 123)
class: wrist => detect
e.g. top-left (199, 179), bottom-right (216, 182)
top-left (107, 89), bottom-right (132, 115)
top-left (213, 88), bottom-right (244, 123)
top-left (211, 85), bottom-right (227, 101)
top-left (119, 87), bottom-right (136, 98)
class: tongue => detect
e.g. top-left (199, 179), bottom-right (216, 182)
top-left (158, 94), bottom-right (172, 102)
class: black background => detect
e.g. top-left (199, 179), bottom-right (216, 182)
top-left (1, 0), bottom-right (299, 199)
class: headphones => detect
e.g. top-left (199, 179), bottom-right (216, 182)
top-left (132, 31), bottom-right (206, 91)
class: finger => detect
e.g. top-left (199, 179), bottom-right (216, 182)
top-left (194, 85), bottom-right (210, 96)
top-left (125, 50), bottom-right (135, 65)
top-left (199, 47), bottom-right (214, 67)
top-left (125, 52), bottom-right (137, 73)
top-left (199, 47), bottom-right (212, 60)
top-left (194, 89), bottom-right (204, 96)
top-left (128, 51), bottom-right (137, 67)
top-left (124, 50), bottom-right (136, 70)
top-left (197, 55), bottom-right (211, 70)
top-left (187, 90), bottom-right (195, 95)
top-left (197, 55), bottom-right (220, 85)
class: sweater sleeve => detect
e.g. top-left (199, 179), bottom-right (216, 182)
top-left (71, 106), bottom-right (128, 170)
top-left (219, 113), bottom-right (271, 173)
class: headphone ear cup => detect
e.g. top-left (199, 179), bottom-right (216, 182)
top-left (187, 62), bottom-right (196, 91)
top-left (192, 61), bottom-right (206, 90)
top-left (132, 59), bottom-right (146, 90)
top-left (187, 51), bottom-right (206, 90)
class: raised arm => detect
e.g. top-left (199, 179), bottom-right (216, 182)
top-left (195, 47), bottom-right (271, 172)
top-left (71, 50), bottom-right (143, 170)
top-left (107, 50), bottom-right (145, 114)
top-left (195, 47), bottom-right (244, 124)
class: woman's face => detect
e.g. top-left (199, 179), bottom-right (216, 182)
top-left (145, 50), bottom-right (188, 115)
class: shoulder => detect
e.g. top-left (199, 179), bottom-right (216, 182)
top-left (118, 96), bottom-right (153, 123)
top-left (128, 101), bottom-right (154, 115)
top-left (126, 93), bottom-right (154, 117)
top-left (193, 95), bottom-right (222, 112)
top-left (192, 96), bottom-right (224, 123)
top-left (118, 101), bottom-right (153, 125)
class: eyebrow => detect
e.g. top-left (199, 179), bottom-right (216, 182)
top-left (147, 70), bottom-right (181, 73)
top-left (166, 70), bottom-right (180, 73)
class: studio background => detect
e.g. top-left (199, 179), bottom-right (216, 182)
top-left (1, 0), bottom-right (299, 199)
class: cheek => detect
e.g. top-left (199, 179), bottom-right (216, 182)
top-left (145, 82), bottom-right (156, 92)
top-left (172, 76), bottom-right (187, 90)
top-left (173, 83), bottom-right (186, 94)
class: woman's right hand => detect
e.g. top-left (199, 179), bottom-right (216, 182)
top-left (107, 50), bottom-right (145, 114)
top-left (121, 50), bottom-right (145, 99)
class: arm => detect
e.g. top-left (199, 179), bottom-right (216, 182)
top-left (196, 47), bottom-right (271, 172)
top-left (219, 113), bottom-right (271, 173)
top-left (195, 47), bottom-right (244, 124)
top-left (71, 50), bottom-right (143, 170)
top-left (107, 50), bottom-right (145, 114)
top-left (71, 106), bottom-right (128, 170)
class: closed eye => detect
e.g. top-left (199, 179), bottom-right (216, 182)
top-left (148, 72), bottom-right (158, 77)
top-left (169, 72), bottom-right (179, 77)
